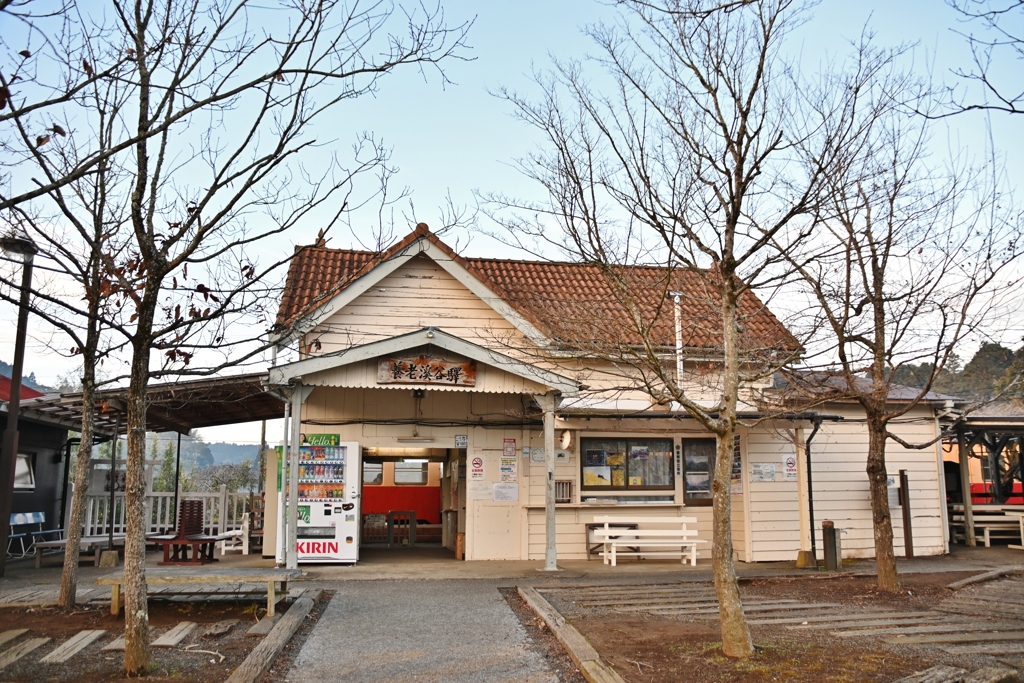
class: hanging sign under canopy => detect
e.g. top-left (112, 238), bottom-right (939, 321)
top-left (377, 354), bottom-right (477, 387)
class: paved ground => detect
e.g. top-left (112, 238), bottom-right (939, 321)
top-left (286, 579), bottom-right (559, 683)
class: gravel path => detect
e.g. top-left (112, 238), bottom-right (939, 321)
top-left (286, 579), bottom-right (560, 683)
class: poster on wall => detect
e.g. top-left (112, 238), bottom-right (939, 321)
top-left (583, 449), bottom-right (611, 486)
top-left (499, 454), bottom-right (518, 483)
top-left (492, 482), bottom-right (518, 502)
top-left (750, 462), bottom-right (776, 482)
top-left (468, 481), bottom-right (491, 500)
top-left (730, 437), bottom-right (743, 494)
top-left (503, 438), bottom-right (516, 457)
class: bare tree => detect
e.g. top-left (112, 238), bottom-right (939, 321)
top-left (946, 0), bottom-right (1024, 115)
top-left (483, 0), bottom-right (858, 658)
top-left (782, 37), bottom-right (1022, 591)
top-left (3, 0), bottom-right (470, 675)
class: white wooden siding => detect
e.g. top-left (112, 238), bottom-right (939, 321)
top-left (803, 405), bottom-right (945, 560)
top-left (307, 255), bottom-right (529, 354)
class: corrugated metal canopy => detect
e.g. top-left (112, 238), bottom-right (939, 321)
top-left (15, 373), bottom-right (284, 436)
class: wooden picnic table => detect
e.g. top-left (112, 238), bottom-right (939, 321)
top-left (96, 567), bottom-right (301, 618)
top-left (35, 535), bottom-right (125, 568)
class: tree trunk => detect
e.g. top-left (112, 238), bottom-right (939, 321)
top-left (57, 370), bottom-right (95, 608)
top-left (866, 418), bottom-right (899, 592)
top-left (712, 285), bottom-right (754, 658)
top-left (122, 324), bottom-right (154, 675)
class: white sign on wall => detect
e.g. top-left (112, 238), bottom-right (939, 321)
top-left (783, 453), bottom-right (798, 482)
top-left (455, 434), bottom-right (468, 448)
top-left (470, 455), bottom-right (485, 480)
top-left (468, 481), bottom-right (491, 500)
top-left (750, 462), bottom-right (777, 483)
top-left (492, 483), bottom-right (518, 502)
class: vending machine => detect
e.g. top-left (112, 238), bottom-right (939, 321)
top-left (293, 441), bottom-right (361, 564)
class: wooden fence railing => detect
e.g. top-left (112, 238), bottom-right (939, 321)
top-left (82, 486), bottom-right (248, 537)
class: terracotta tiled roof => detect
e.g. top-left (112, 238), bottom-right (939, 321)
top-left (275, 225), bottom-right (797, 354)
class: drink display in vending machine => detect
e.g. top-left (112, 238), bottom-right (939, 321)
top-left (294, 441), bottom-right (361, 563)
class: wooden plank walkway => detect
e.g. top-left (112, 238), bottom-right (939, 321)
top-left (39, 630), bottom-right (105, 663)
top-left (0, 587), bottom-right (95, 607)
top-left (542, 575), bottom-right (1024, 666)
top-left (0, 630), bottom-right (28, 648)
top-left (152, 622), bottom-right (197, 648)
top-left (0, 637), bottom-right (50, 669)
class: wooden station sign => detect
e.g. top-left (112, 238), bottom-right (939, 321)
top-left (377, 354), bottom-right (477, 387)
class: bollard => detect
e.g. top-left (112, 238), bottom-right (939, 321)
top-left (822, 520), bottom-right (838, 571)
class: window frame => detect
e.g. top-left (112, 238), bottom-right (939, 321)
top-left (682, 438), bottom-right (716, 506)
top-left (362, 461), bottom-right (383, 486)
top-left (14, 452), bottom-right (35, 491)
top-left (579, 437), bottom-right (674, 492)
top-left (393, 461), bottom-right (429, 486)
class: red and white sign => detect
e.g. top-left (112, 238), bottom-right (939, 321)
top-left (784, 454), bottom-right (798, 482)
top-left (470, 455), bottom-right (485, 480)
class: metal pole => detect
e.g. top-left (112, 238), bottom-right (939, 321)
top-left (670, 292), bottom-right (684, 394)
top-left (173, 432), bottom-right (182, 526)
top-left (805, 417), bottom-right (821, 562)
top-left (108, 412), bottom-right (121, 550)
top-left (0, 253), bottom-right (34, 577)
top-left (899, 469), bottom-right (913, 558)
top-left (258, 419), bottom-right (267, 493)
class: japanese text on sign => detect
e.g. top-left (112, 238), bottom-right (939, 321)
top-left (377, 354), bottom-right (477, 386)
top-left (470, 455), bottom-right (485, 480)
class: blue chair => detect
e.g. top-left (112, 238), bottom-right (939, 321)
top-left (7, 512), bottom-right (63, 559)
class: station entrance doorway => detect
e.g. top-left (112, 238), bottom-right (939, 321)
top-left (359, 447), bottom-right (466, 558)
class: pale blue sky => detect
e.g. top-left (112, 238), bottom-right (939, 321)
top-left (2, 0), bottom-right (1021, 444)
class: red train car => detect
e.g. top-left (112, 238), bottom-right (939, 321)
top-left (970, 482), bottom-right (1024, 505)
top-left (361, 459), bottom-right (442, 544)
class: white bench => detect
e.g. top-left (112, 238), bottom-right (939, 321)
top-left (592, 515), bottom-right (705, 567)
top-left (949, 505), bottom-right (1024, 547)
top-left (950, 512), bottom-right (1021, 547)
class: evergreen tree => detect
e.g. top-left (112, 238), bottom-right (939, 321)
top-left (155, 440), bottom-right (177, 493)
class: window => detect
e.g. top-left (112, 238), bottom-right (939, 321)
top-left (14, 454), bottom-right (34, 490)
top-left (581, 438), bottom-right (673, 490)
top-left (363, 461), bottom-right (383, 486)
top-left (683, 439), bottom-right (715, 504)
top-left (394, 461), bottom-right (428, 485)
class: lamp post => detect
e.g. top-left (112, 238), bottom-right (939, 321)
top-left (0, 231), bottom-right (38, 577)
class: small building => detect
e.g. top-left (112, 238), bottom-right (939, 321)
top-left (1, 376), bottom-right (69, 531)
top-left (267, 225), bottom-right (952, 563)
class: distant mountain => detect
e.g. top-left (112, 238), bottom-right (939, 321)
top-left (0, 361), bottom-right (53, 393)
top-left (206, 442), bottom-right (261, 465)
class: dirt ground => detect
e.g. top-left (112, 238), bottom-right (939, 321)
top-left (501, 588), bottom-right (589, 683)
top-left (559, 571), bottom-right (1011, 683)
top-left (0, 597), bottom-right (299, 682)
